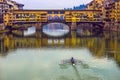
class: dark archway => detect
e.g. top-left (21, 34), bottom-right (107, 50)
top-left (76, 22), bottom-right (103, 37)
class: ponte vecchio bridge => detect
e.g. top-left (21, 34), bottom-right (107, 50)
top-left (3, 9), bottom-right (103, 31)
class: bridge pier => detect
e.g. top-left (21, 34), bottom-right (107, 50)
top-left (35, 23), bottom-right (42, 30)
top-left (71, 22), bottom-right (77, 31)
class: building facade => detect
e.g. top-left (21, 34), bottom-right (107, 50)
top-left (104, 0), bottom-right (120, 22)
top-left (86, 0), bottom-right (120, 23)
top-left (86, 0), bottom-right (104, 10)
top-left (86, 0), bottom-right (104, 19)
top-left (3, 10), bottom-right (102, 26)
top-left (0, 0), bottom-right (24, 23)
top-left (0, 0), bottom-right (8, 23)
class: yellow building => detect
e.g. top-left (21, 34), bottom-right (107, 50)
top-left (0, 0), bottom-right (8, 23)
top-left (114, 0), bottom-right (120, 22)
top-left (0, 0), bottom-right (24, 23)
top-left (86, 0), bottom-right (104, 18)
top-left (104, 0), bottom-right (120, 22)
top-left (6, 0), bottom-right (24, 10)
top-left (3, 10), bottom-right (102, 26)
top-left (86, 0), bottom-right (104, 10)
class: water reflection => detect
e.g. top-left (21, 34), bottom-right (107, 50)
top-left (0, 48), bottom-right (119, 80)
top-left (0, 31), bottom-right (120, 80)
top-left (0, 31), bottom-right (120, 65)
top-left (77, 27), bottom-right (91, 36)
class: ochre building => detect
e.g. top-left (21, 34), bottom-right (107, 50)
top-left (3, 10), bottom-right (102, 26)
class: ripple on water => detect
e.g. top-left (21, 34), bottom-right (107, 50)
top-left (0, 48), bottom-right (120, 80)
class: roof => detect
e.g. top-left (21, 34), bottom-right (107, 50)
top-left (86, 1), bottom-right (93, 6)
top-left (10, 0), bottom-right (24, 6)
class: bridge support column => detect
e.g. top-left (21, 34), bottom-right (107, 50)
top-left (35, 23), bottom-right (42, 31)
top-left (71, 22), bottom-right (77, 31)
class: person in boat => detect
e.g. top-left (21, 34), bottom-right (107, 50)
top-left (71, 57), bottom-right (75, 65)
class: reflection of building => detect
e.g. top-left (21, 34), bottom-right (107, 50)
top-left (0, 0), bottom-right (8, 23)
top-left (0, 31), bottom-right (120, 67)
top-left (0, 0), bottom-right (24, 23)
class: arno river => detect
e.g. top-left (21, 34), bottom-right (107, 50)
top-left (0, 24), bottom-right (120, 80)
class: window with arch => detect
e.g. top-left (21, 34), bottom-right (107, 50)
top-left (60, 15), bottom-right (65, 20)
top-left (48, 15), bottom-right (53, 20)
top-left (54, 15), bottom-right (59, 20)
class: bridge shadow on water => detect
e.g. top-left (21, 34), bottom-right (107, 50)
top-left (0, 30), bottom-right (104, 57)
top-left (4, 22), bottom-right (104, 38)
top-left (9, 30), bottom-right (103, 38)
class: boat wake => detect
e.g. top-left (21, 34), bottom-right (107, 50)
top-left (59, 58), bottom-right (89, 69)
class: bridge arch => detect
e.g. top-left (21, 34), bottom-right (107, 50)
top-left (76, 22), bottom-right (103, 36)
top-left (42, 22), bottom-right (70, 38)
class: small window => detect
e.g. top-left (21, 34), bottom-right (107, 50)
top-left (60, 11), bottom-right (65, 14)
top-left (54, 11), bottom-right (58, 14)
top-left (48, 11), bottom-right (52, 14)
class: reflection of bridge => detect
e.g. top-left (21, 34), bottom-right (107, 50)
top-left (1, 31), bottom-right (120, 66)
top-left (1, 31), bottom-right (104, 53)
top-left (4, 10), bottom-right (104, 31)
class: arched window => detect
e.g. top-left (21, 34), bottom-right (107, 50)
top-left (48, 16), bottom-right (53, 20)
top-left (60, 15), bottom-right (65, 20)
top-left (54, 11), bottom-right (59, 14)
top-left (48, 11), bottom-right (52, 14)
top-left (54, 15), bottom-right (59, 20)
top-left (60, 11), bottom-right (65, 14)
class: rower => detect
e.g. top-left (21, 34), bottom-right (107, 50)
top-left (71, 57), bottom-right (75, 65)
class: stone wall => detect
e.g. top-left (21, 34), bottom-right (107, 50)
top-left (0, 23), bottom-right (4, 30)
top-left (104, 22), bottom-right (120, 32)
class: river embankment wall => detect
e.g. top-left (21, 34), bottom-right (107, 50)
top-left (104, 22), bottom-right (120, 32)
